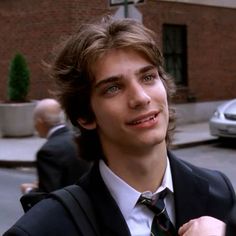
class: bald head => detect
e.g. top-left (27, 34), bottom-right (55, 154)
top-left (34, 99), bottom-right (65, 137)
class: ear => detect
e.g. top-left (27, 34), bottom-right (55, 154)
top-left (77, 118), bottom-right (96, 130)
top-left (34, 117), bottom-right (43, 129)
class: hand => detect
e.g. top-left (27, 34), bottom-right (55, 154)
top-left (178, 216), bottom-right (226, 236)
top-left (20, 182), bottom-right (38, 194)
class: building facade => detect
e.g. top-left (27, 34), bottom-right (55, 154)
top-left (0, 0), bottom-right (236, 104)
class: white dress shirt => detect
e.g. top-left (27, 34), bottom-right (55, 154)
top-left (99, 158), bottom-right (175, 236)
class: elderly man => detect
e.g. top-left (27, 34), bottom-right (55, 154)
top-left (21, 98), bottom-right (89, 193)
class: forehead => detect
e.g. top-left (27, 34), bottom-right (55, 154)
top-left (91, 48), bottom-right (154, 81)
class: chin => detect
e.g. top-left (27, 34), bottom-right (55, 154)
top-left (140, 134), bottom-right (166, 147)
top-left (153, 137), bottom-right (166, 146)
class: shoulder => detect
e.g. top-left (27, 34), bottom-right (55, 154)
top-left (4, 198), bottom-right (78, 236)
top-left (50, 126), bottom-right (74, 140)
top-left (168, 150), bottom-right (235, 201)
top-left (180, 156), bottom-right (232, 189)
top-left (48, 128), bottom-right (77, 150)
top-left (169, 150), bottom-right (232, 182)
top-left (38, 132), bottom-right (77, 156)
top-left (168, 151), bottom-right (235, 221)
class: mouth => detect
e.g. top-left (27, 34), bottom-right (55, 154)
top-left (127, 113), bottom-right (159, 126)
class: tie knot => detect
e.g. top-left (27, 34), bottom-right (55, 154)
top-left (139, 188), bottom-right (176, 235)
top-left (138, 188), bottom-right (168, 216)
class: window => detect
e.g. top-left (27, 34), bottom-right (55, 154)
top-left (162, 24), bottom-right (187, 86)
top-left (109, 0), bottom-right (144, 6)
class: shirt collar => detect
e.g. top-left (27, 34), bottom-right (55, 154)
top-left (47, 124), bottom-right (65, 138)
top-left (99, 157), bottom-right (174, 221)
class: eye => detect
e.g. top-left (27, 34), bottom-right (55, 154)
top-left (142, 74), bottom-right (156, 83)
top-left (107, 85), bottom-right (119, 93)
top-left (103, 84), bottom-right (121, 96)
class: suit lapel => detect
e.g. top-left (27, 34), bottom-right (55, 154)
top-left (79, 163), bottom-right (131, 236)
top-left (168, 151), bottom-right (209, 229)
top-left (80, 152), bottom-right (210, 234)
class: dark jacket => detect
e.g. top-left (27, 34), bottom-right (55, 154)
top-left (36, 126), bottom-right (89, 192)
top-left (226, 204), bottom-right (236, 236)
top-left (4, 151), bottom-right (236, 235)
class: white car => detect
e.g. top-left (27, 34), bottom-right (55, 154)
top-left (209, 99), bottom-right (236, 138)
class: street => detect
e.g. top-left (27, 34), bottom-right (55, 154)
top-left (0, 141), bottom-right (235, 234)
top-left (0, 168), bottom-right (35, 234)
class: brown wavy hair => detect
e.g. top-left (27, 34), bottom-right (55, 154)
top-left (50, 16), bottom-right (176, 161)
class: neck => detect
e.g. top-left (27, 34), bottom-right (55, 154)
top-left (104, 141), bottom-right (167, 193)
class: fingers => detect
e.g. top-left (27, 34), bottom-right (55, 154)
top-left (178, 216), bottom-right (226, 236)
top-left (178, 219), bottom-right (196, 236)
top-left (20, 182), bottom-right (38, 194)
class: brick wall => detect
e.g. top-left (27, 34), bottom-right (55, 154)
top-left (139, 1), bottom-right (236, 102)
top-left (0, 0), bottom-right (113, 101)
top-left (0, 0), bottom-right (235, 103)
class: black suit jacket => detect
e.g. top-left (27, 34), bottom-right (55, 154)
top-left (4, 151), bottom-right (236, 235)
top-left (36, 126), bottom-right (89, 192)
top-left (226, 204), bottom-right (236, 236)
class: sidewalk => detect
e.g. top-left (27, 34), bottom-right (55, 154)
top-left (172, 122), bottom-right (217, 149)
top-left (0, 122), bottom-right (217, 167)
top-left (0, 136), bottom-right (45, 167)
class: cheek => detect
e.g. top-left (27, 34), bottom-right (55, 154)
top-left (93, 104), bottom-right (125, 133)
top-left (154, 84), bottom-right (169, 118)
top-left (91, 99), bottom-right (115, 123)
top-left (151, 83), bottom-right (168, 105)
top-left (97, 105), bottom-right (119, 122)
top-left (159, 81), bottom-right (169, 104)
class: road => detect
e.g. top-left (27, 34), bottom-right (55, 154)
top-left (0, 168), bottom-right (35, 234)
top-left (0, 140), bottom-right (235, 234)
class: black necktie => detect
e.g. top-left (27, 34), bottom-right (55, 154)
top-left (138, 188), bottom-right (177, 236)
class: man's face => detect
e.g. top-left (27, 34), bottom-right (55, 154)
top-left (82, 48), bottom-right (169, 155)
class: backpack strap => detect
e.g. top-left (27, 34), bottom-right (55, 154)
top-left (51, 185), bottom-right (100, 236)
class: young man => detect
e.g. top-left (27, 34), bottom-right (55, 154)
top-left (4, 17), bottom-right (235, 236)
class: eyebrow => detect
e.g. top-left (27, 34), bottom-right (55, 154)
top-left (94, 76), bottom-right (122, 89)
top-left (94, 64), bottom-right (157, 89)
top-left (138, 65), bottom-right (156, 75)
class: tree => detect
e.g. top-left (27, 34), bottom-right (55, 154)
top-left (8, 53), bottom-right (30, 102)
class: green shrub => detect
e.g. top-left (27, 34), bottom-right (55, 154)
top-left (8, 53), bottom-right (30, 102)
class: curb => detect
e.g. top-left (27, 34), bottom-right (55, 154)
top-left (0, 160), bottom-right (35, 168)
top-left (171, 138), bottom-right (218, 150)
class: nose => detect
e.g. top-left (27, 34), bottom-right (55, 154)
top-left (128, 83), bottom-right (151, 109)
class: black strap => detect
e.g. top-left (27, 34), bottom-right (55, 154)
top-left (51, 185), bottom-right (100, 236)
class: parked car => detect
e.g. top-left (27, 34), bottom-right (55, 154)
top-left (209, 99), bottom-right (236, 138)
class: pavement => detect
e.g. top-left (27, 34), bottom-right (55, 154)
top-left (0, 122), bottom-right (217, 167)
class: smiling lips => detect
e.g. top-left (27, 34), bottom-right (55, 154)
top-left (127, 112), bottom-right (159, 126)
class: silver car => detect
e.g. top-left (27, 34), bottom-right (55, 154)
top-left (209, 99), bottom-right (236, 138)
